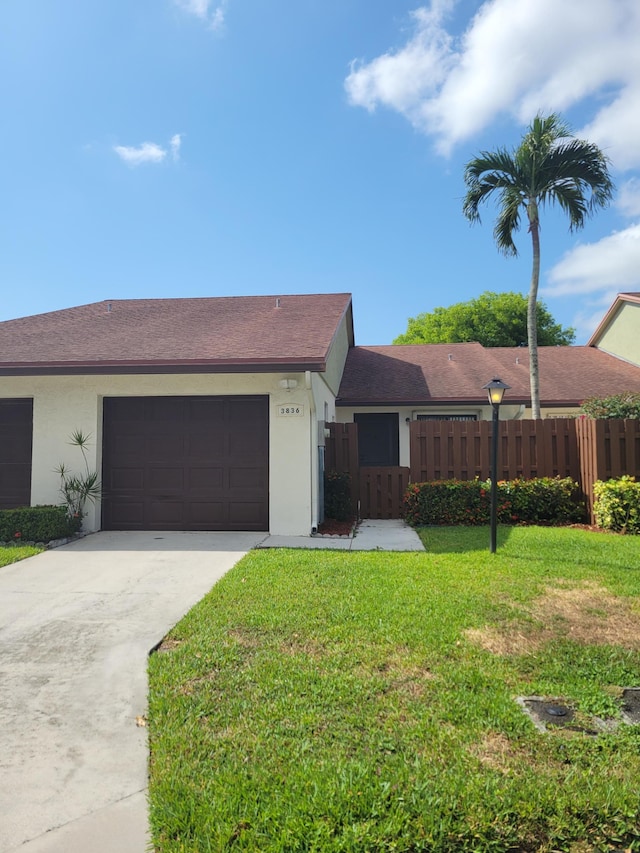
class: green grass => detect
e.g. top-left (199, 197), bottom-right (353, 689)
top-left (0, 543), bottom-right (43, 567)
top-left (148, 527), bottom-right (640, 852)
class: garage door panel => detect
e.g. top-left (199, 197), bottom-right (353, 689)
top-left (188, 467), bottom-right (224, 490)
top-left (148, 467), bottom-right (184, 491)
top-left (229, 467), bottom-right (267, 489)
top-left (228, 502), bottom-right (266, 526)
top-left (188, 398), bottom-right (226, 421)
top-left (102, 396), bottom-right (268, 531)
top-left (188, 502), bottom-right (226, 525)
top-left (149, 500), bottom-right (184, 526)
top-left (0, 400), bottom-right (33, 509)
top-left (109, 500), bottom-right (146, 528)
top-left (148, 435), bottom-right (184, 458)
top-left (111, 467), bottom-right (145, 491)
top-left (114, 435), bottom-right (147, 458)
top-left (186, 434), bottom-right (222, 457)
top-left (148, 398), bottom-right (184, 422)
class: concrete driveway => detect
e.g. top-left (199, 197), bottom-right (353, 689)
top-left (0, 531), bottom-right (265, 853)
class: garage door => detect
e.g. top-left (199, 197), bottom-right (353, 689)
top-left (102, 396), bottom-right (269, 531)
top-left (0, 399), bottom-right (33, 509)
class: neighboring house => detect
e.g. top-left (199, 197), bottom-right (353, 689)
top-left (0, 294), bottom-right (353, 535)
top-left (587, 292), bottom-right (640, 367)
top-left (335, 331), bottom-right (640, 470)
top-left (1, 290), bottom-right (639, 532)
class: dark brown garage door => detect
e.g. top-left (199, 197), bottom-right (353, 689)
top-left (102, 396), bottom-right (269, 531)
top-left (0, 399), bottom-right (33, 509)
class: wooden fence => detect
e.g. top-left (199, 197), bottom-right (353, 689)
top-left (575, 418), bottom-right (640, 519)
top-left (409, 419), bottom-right (580, 483)
top-left (324, 422), bottom-right (359, 518)
top-left (326, 418), bottom-right (640, 522)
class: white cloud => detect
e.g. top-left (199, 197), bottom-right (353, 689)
top-left (170, 133), bottom-right (183, 161)
top-left (113, 135), bottom-right (183, 167)
top-left (545, 224), bottom-right (640, 297)
top-left (617, 179), bottom-right (640, 218)
top-left (113, 142), bottom-right (167, 166)
top-left (174, 0), bottom-right (227, 31)
top-left (345, 0), bottom-right (640, 164)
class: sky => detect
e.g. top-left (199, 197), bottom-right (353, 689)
top-left (1, 0), bottom-right (639, 346)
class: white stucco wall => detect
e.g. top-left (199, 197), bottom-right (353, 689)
top-left (0, 372), bottom-right (325, 536)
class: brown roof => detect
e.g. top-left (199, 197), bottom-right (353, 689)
top-left (337, 343), bottom-right (640, 407)
top-left (0, 294), bottom-right (353, 375)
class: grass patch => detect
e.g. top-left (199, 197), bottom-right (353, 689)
top-left (0, 544), bottom-right (43, 567)
top-left (148, 527), bottom-right (640, 852)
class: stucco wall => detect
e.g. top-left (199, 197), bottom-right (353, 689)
top-left (0, 372), bottom-right (322, 536)
top-left (593, 302), bottom-right (640, 367)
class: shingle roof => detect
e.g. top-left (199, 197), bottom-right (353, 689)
top-left (337, 343), bottom-right (640, 406)
top-left (0, 294), bottom-right (353, 375)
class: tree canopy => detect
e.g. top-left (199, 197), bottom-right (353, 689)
top-left (393, 291), bottom-right (575, 347)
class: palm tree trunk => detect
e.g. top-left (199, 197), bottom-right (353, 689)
top-left (528, 202), bottom-right (541, 420)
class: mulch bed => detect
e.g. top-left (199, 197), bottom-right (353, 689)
top-left (317, 517), bottom-right (357, 536)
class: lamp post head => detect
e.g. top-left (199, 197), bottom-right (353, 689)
top-left (482, 378), bottom-right (511, 407)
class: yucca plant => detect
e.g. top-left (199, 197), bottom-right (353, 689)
top-left (55, 429), bottom-right (101, 521)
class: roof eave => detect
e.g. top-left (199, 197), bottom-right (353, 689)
top-left (0, 357), bottom-right (327, 377)
top-left (336, 396), bottom-right (530, 407)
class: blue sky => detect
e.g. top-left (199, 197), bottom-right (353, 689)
top-left (2, 0), bottom-right (639, 345)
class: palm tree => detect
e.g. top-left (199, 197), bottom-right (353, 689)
top-left (462, 114), bottom-right (614, 419)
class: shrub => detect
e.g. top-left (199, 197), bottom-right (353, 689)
top-left (593, 476), bottom-right (640, 534)
top-left (580, 392), bottom-right (640, 419)
top-left (0, 505), bottom-right (82, 543)
top-left (324, 471), bottom-right (352, 521)
top-left (501, 477), bottom-right (585, 523)
top-left (403, 477), bottom-right (585, 527)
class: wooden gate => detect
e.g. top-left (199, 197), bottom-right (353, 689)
top-left (324, 423), bottom-right (409, 519)
top-left (359, 466), bottom-right (410, 519)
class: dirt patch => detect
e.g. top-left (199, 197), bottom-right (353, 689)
top-left (471, 732), bottom-right (534, 774)
top-left (156, 637), bottom-right (183, 653)
top-left (228, 627), bottom-right (263, 649)
top-left (466, 582), bottom-right (640, 655)
top-left (279, 634), bottom-right (327, 658)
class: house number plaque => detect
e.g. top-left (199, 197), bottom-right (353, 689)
top-left (277, 404), bottom-right (304, 417)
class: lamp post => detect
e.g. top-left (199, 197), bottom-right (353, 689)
top-left (482, 378), bottom-right (510, 554)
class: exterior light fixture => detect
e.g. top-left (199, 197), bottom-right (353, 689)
top-left (278, 379), bottom-right (298, 390)
top-left (482, 378), bottom-right (511, 554)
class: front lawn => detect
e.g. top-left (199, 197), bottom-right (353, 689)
top-left (148, 527), bottom-right (640, 852)
top-left (0, 544), bottom-right (43, 567)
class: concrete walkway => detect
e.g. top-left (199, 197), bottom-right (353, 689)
top-left (0, 520), bottom-right (422, 852)
top-left (259, 518), bottom-right (425, 551)
top-left (0, 531), bottom-right (264, 853)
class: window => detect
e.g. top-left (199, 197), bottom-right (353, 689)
top-left (353, 413), bottom-right (399, 466)
top-left (416, 414), bottom-right (477, 421)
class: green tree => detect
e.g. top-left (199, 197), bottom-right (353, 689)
top-left (462, 114), bottom-right (613, 419)
top-left (393, 291), bottom-right (575, 347)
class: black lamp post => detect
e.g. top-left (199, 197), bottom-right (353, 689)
top-left (482, 378), bottom-right (510, 553)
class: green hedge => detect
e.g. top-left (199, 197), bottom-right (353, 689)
top-left (324, 471), bottom-right (352, 522)
top-left (403, 477), bottom-right (585, 527)
top-left (593, 476), bottom-right (640, 534)
top-left (0, 505), bottom-right (82, 544)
